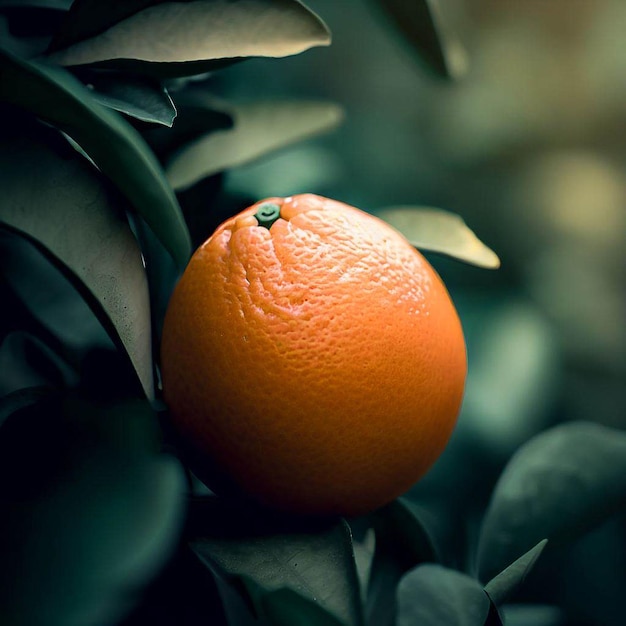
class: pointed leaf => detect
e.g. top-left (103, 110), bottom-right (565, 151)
top-left (48, 0), bottom-right (331, 77)
top-left (484, 539), bottom-right (548, 607)
top-left (166, 99), bottom-right (344, 190)
top-left (188, 498), bottom-right (363, 626)
top-left (80, 70), bottom-right (177, 126)
top-left (377, 207), bottom-right (500, 269)
top-left (374, 0), bottom-right (468, 79)
top-left (0, 46), bottom-right (191, 268)
top-left (0, 122), bottom-right (154, 399)
top-left (366, 498), bottom-right (440, 626)
top-left (397, 565), bottom-right (491, 626)
top-left (476, 422), bottom-right (626, 583)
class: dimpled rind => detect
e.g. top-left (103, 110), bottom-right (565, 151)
top-left (161, 194), bottom-right (466, 516)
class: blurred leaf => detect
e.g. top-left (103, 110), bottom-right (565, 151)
top-left (459, 300), bottom-right (559, 460)
top-left (0, 3), bottom-right (67, 55)
top-left (484, 539), bottom-right (548, 607)
top-left (47, 0), bottom-right (331, 77)
top-left (476, 422), bottom-right (626, 583)
top-left (0, 122), bottom-right (154, 399)
top-left (377, 207), bottom-right (500, 269)
top-left (500, 605), bottom-right (564, 626)
top-left (0, 385), bottom-right (50, 428)
top-left (188, 498), bottom-right (363, 626)
top-left (373, 0), bottom-right (468, 79)
top-left (144, 103), bottom-right (233, 161)
top-left (0, 330), bottom-right (77, 396)
top-left (0, 0), bottom-right (71, 8)
top-left (0, 46), bottom-right (191, 268)
top-left (366, 498), bottom-right (439, 626)
top-left (396, 564), bottom-right (491, 626)
top-left (80, 69), bottom-right (177, 126)
top-left (166, 99), bottom-right (344, 191)
top-left (0, 394), bottom-right (186, 626)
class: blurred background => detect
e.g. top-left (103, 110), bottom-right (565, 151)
top-left (210, 0), bottom-right (625, 437)
top-left (207, 2), bottom-right (625, 622)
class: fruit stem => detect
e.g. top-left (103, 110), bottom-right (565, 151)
top-left (255, 203), bottom-right (281, 230)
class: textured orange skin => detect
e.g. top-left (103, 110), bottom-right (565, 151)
top-left (161, 194), bottom-right (466, 516)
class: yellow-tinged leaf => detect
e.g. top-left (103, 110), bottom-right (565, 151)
top-left (48, 0), bottom-right (330, 69)
top-left (377, 207), bottom-right (500, 269)
top-left (166, 99), bottom-right (344, 191)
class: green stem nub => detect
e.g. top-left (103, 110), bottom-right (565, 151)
top-left (255, 203), bottom-right (281, 230)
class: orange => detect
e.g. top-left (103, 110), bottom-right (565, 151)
top-left (160, 194), bottom-right (466, 516)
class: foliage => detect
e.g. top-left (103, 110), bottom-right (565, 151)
top-left (0, 1), bottom-right (624, 625)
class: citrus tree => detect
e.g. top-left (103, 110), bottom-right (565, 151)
top-left (2, 2), bottom-right (626, 625)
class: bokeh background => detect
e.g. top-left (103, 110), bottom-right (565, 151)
top-left (207, 1), bottom-right (625, 623)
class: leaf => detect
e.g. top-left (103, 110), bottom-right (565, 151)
top-left (0, 46), bottom-right (191, 268)
top-left (377, 207), bottom-right (500, 269)
top-left (79, 69), bottom-right (177, 126)
top-left (0, 329), bottom-right (77, 397)
top-left (0, 394), bottom-right (186, 626)
top-left (166, 99), bottom-right (344, 190)
top-left (484, 539), bottom-right (548, 607)
top-left (373, 0), bottom-right (468, 79)
top-left (188, 498), bottom-right (364, 626)
top-left (0, 385), bottom-right (51, 429)
top-left (0, 0), bottom-right (71, 9)
top-left (476, 422), bottom-right (626, 583)
top-left (366, 498), bottom-right (440, 626)
top-left (47, 0), bottom-right (331, 77)
top-left (0, 228), bottom-right (119, 367)
top-left (397, 564), bottom-right (491, 626)
top-left (500, 604), bottom-right (564, 626)
top-left (258, 586), bottom-right (346, 626)
top-left (144, 101), bottom-right (234, 160)
top-left (0, 121), bottom-right (154, 399)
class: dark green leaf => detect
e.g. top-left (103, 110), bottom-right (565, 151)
top-left (397, 564), bottom-right (491, 626)
top-left (188, 498), bottom-right (363, 626)
top-left (366, 498), bottom-right (439, 626)
top-left (79, 69), bottom-right (177, 126)
top-left (500, 604), bottom-right (564, 626)
top-left (1, 226), bottom-right (120, 369)
top-left (0, 329), bottom-right (77, 395)
top-left (0, 394), bottom-right (186, 626)
top-left (476, 422), bottom-right (626, 583)
top-left (165, 99), bottom-right (344, 191)
top-left (484, 539), bottom-right (548, 607)
top-left (144, 102), bottom-right (233, 161)
top-left (0, 11), bottom-right (51, 58)
top-left (0, 0), bottom-right (71, 9)
top-left (377, 207), bottom-right (500, 269)
top-left (48, 0), bottom-right (331, 78)
top-left (0, 46), bottom-right (191, 268)
top-left (0, 385), bottom-right (51, 428)
top-left (260, 586), bottom-right (346, 626)
top-left (0, 121), bottom-right (154, 398)
top-left (373, 0), bottom-right (468, 79)
top-left (0, 4), bottom-right (67, 57)
top-left (119, 544), bottom-right (230, 626)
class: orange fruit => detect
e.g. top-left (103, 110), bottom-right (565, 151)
top-left (160, 194), bottom-right (466, 516)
